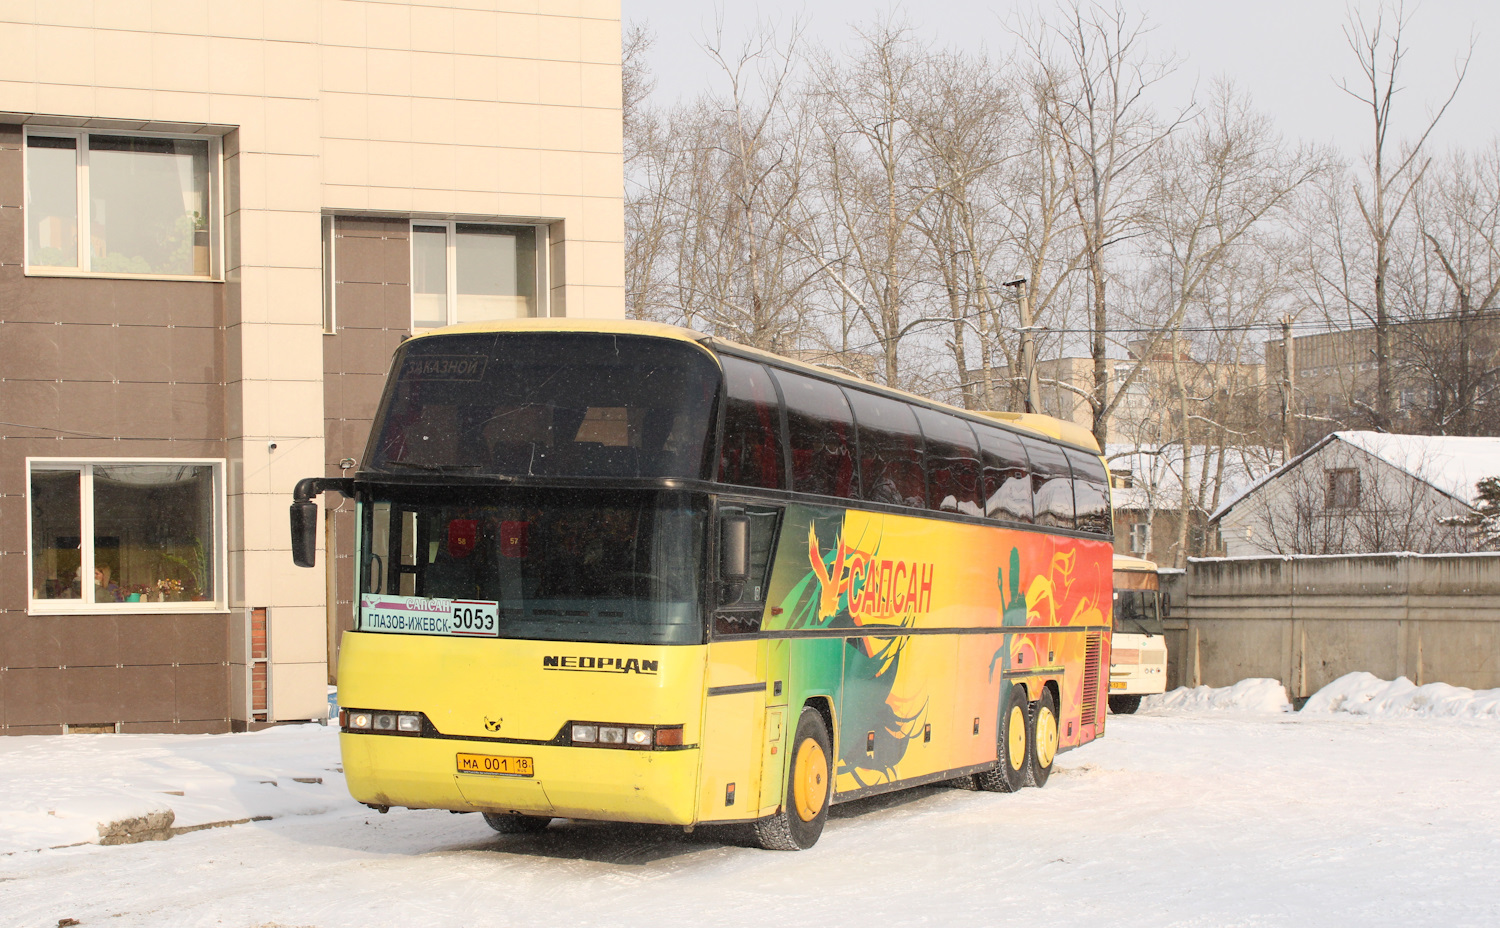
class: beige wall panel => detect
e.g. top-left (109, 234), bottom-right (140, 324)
top-left (322, 137), bottom-right (371, 188)
top-left (209, 36), bottom-right (266, 96)
top-left (37, 25), bottom-right (93, 84)
top-left (265, 41), bottom-right (319, 99)
top-left (367, 48), bottom-right (414, 97)
top-left (269, 606), bottom-right (328, 664)
top-left (495, 13), bottom-right (541, 59)
top-left (412, 51), bottom-right (457, 99)
top-left (579, 240), bottom-right (624, 288)
top-left (208, 2), bottom-right (264, 40)
top-left (151, 89), bottom-right (211, 123)
top-left (538, 61), bottom-right (582, 107)
top-left (321, 45), bottom-right (369, 94)
top-left (578, 14), bottom-right (620, 62)
top-left (269, 660), bottom-right (328, 721)
top-left (152, 32), bottom-right (213, 94)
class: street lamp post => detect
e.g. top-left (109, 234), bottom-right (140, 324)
top-left (1004, 277), bottom-right (1041, 415)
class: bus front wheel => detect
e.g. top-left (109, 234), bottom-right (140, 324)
top-left (482, 812), bottom-right (552, 835)
top-left (1028, 687), bottom-right (1059, 788)
top-left (976, 685), bottom-right (1030, 793)
top-left (754, 707), bottom-right (832, 851)
top-left (1109, 694), bottom-right (1142, 714)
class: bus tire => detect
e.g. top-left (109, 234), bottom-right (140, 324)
top-left (976, 685), bottom-right (1030, 793)
top-left (1109, 694), bottom-right (1142, 714)
top-left (1028, 687), bottom-right (1059, 788)
top-left (753, 707), bottom-right (832, 851)
top-left (481, 812), bottom-right (552, 835)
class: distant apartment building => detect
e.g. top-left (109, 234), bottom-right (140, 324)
top-left (1265, 314), bottom-right (1500, 444)
top-left (982, 341), bottom-right (1266, 446)
top-left (0, 1), bottom-right (625, 734)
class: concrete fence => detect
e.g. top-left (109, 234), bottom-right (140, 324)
top-left (1160, 553), bottom-right (1500, 698)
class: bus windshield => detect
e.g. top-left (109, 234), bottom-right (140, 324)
top-left (360, 487), bottom-right (707, 645)
top-left (1113, 589), bottom-right (1163, 636)
top-left (366, 332), bottom-right (721, 479)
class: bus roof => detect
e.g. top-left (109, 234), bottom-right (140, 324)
top-left (405, 318), bottom-right (1102, 455)
top-left (1113, 554), bottom-right (1159, 573)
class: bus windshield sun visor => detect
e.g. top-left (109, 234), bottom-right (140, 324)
top-left (366, 333), bottom-right (721, 480)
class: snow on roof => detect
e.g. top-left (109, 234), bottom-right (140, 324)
top-left (1333, 431), bottom-right (1500, 504)
top-left (1211, 431), bottom-right (1500, 521)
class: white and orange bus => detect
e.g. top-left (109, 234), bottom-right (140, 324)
top-left (1108, 554), bottom-right (1168, 713)
top-left (290, 319), bottom-right (1114, 850)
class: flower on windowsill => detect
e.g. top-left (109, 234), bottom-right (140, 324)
top-left (156, 578), bottom-right (184, 602)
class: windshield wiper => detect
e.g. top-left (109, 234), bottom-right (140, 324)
top-left (380, 461), bottom-right (482, 473)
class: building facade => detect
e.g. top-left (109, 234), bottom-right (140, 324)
top-left (1, 1), bottom-right (625, 734)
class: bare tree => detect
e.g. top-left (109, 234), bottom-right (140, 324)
top-left (1323, 1), bottom-right (1472, 428)
top-left (1021, 0), bottom-right (1187, 446)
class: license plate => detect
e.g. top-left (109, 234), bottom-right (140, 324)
top-left (1110, 681), bottom-right (1128, 690)
top-left (456, 753), bottom-right (534, 777)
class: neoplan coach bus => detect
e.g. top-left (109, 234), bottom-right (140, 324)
top-left (290, 319), bottom-right (1115, 850)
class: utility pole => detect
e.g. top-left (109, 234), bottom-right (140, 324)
top-left (1004, 278), bottom-right (1041, 414)
top-left (1281, 314), bottom-right (1296, 460)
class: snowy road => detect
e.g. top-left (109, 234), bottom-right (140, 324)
top-left (4, 709), bottom-right (1498, 928)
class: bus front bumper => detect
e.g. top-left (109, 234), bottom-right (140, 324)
top-left (340, 732), bottom-right (702, 826)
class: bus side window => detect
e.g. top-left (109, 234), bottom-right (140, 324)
top-left (915, 406), bottom-right (981, 515)
top-left (717, 357), bottom-right (786, 490)
top-left (715, 505), bottom-right (783, 634)
top-left (1023, 438), bottom-right (1075, 530)
top-left (1065, 447), bottom-right (1113, 537)
top-left (977, 425), bottom-right (1034, 523)
top-left (846, 388), bottom-right (927, 509)
top-left (772, 369), bottom-right (857, 499)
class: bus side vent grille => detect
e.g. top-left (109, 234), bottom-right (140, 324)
top-left (1081, 634), bottom-right (1102, 726)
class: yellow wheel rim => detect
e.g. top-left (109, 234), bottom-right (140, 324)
top-left (792, 736), bottom-right (828, 822)
top-left (1007, 704), bottom-right (1027, 771)
top-left (1036, 705), bottom-right (1058, 769)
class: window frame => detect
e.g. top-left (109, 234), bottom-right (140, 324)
top-left (321, 214), bottom-right (337, 334)
top-left (408, 219), bottom-right (550, 331)
top-left (25, 457), bottom-right (228, 615)
top-left (22, 126), bottom-right (224, 281)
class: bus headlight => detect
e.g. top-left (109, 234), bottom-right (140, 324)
top-left (341, 708), bottom-right (426, 736)
top-left (565, 722), bottom-right (685, 749)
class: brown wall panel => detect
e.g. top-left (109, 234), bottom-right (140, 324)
top-left (0, 614), bottom-right (63, 667)
top-left (64, 665), bottom-right (176, 723)
top-left (0, 205), bottom-right (19, 261)
top-left (175, 662), bottom-right (230, 721)
top-left (2, 667), bottom-right (64, 726)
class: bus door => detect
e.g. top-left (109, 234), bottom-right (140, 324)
top-left (699, 504), bottom-right (783, 822)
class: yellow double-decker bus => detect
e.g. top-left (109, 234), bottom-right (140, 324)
top-left (290, 319), bottom-right (1115, 850)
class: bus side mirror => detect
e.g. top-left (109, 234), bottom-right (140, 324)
top-left (720, 514), bottom-right (749, 583)
top-left (291, 501), bottom-right (318, 568)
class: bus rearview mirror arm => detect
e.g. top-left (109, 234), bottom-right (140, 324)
top-left (290, 477), bottom-right (356, 568)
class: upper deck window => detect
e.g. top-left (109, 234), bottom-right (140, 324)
top-left (846, 389), bottom-right (926, 508)
top-left (1023, 437), bottom-right (1076, 530)
top-left (367, 333), bottom-right (720, 480)
top-left (915, 406), bottom-right (981, 515)
top-left (977, 425), bottom-right (1033, 523)
top-left (717, 356), bottom-right (786, 490)
top-left (773, 369), bottom-right (857, 499)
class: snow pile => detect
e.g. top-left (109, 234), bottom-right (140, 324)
top-left (1140, 678), bottom-right (1292, 714)
top-left (1301, 671), bottom-right (1500, 720)
top-left (0, 722), bottom-right (345, 855)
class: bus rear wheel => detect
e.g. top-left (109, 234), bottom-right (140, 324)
top-left (482, 812), bottom-right (552, 835)
top-left (976, 685), bottom-right (1030, 793)
top-left (1109, 694), bottom-right (1142, 714)
top-left (754, 707), bottom-right (832, 851)
top-left (1028, 687), bottom-right (1059, 788)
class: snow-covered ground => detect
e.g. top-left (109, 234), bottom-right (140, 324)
top-left (3, 678), bottom-right (1499, 928)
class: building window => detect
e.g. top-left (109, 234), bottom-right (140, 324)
top-left (1325, 468), bottom-right (1361, 510)
top-left (25, 129), bottom-right (219, 278)
top-left (410, 221), bottom-right (543, 329)
top-left (28, 460), bottom-right (224, 612)
top-left (1129, 521), bottom-right (1151, 555)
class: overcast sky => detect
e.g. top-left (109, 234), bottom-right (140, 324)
top-left (623, 0), bottom-right (1498, 158)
